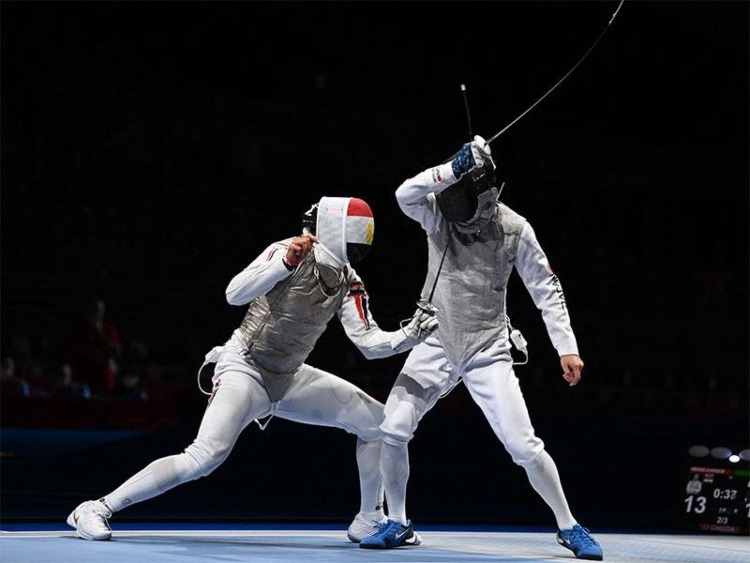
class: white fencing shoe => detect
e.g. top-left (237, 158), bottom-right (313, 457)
top-left (66, 500), bottom-right (113, 540)
top-left (347, 512), bottom-right (387, 543)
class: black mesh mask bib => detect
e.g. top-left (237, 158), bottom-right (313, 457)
top-left (436, 164), bottom-right (497, 223)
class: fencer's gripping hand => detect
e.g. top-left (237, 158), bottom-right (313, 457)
top-left (284, 234), bottom-right (318, 269)
top-left (391, 308), bottom-right (440, 353)
top-left (451, 135), bottom-right (492, 180)
top-left (561, 354), bottom-right (584, 387)
top-left (408, 308), bottom-right (439, 340)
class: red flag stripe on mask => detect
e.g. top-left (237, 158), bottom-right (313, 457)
top-left (347, 198), bottom-right (373, 218)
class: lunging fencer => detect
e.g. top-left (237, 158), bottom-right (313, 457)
top-left (359, 137), bottom-right (604, 561)
top-left (67, 196), bottom-right (438, 543)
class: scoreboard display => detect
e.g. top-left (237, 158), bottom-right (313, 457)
top-left (680, 464), bottom-right (749, 535)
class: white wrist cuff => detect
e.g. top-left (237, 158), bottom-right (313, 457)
top-left (420, 162), bottom-right (459, 191)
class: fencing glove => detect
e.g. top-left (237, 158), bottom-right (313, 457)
top-left (451, 135), bottom-right (493, 180)
top-left (391, 308), bottom-right (440, 353)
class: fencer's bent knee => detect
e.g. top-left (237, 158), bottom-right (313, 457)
top-left (382, 432), bottom-right (410, 447)
top-left (182, 436), bottom-right (234, 479)
top-left (380, 402), bottom-right (418, 446)
top-left (356, 424), bottom-right (383, 443)
top-left (507, 436), bottom-right (545, 467)
top-left (348, 390), bottom-right (384, 442)
top-left (380, 373), bottom-right (437, 446)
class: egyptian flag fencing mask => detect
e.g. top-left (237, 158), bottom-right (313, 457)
top-left (302, 197), bottom-right (374, 263)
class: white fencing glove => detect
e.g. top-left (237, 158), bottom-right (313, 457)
top-left (451, 135), bottom-right (492, 179)
top-left (391, 307), bottom-right (440, 353)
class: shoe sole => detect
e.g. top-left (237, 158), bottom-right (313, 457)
top-left (360, 532), bottom-right (422, 549)
top-left (557, 540), bottom-right (602, 560)
top-left (406, 532), bottom-right (422, 546)
top-left (557, 538), bottom-right (602, 560)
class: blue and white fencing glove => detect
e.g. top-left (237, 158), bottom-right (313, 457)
top-left (451, 135), bottom-right (493, 180)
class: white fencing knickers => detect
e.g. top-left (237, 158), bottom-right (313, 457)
top-left (379, 336), bottom-right (577, 531)
top-left (381, 336), bottom-right (544, 463)
top-left (104, 346), bottom-right (384, 512)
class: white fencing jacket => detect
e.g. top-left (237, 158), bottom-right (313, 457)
top-left (396, 162), bottom-right (579, 367)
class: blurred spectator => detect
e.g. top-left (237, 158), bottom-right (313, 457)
top-left (112, 375), bottom-right (149, 401)
top-left (70, 296), bottom-right (122, 395)
top-left (9, 335), bottom-right (45, 378)
top-left (51, 362), bottom-right (92, 400)
top-left (1, 356), bottom-right (30, 398)
top-left (110, 338), bottom-right (151, 401)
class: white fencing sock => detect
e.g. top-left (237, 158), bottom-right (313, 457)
top-left (381, 441), bottom-right (410, 525)
top-left (523, 449), bottom-right (577, 531)
top-left (356, 438), bottom-right (385, 520)
top-left (104, 451), bottom-right (204, 513)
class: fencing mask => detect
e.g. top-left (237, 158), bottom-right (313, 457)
top-left (301, 196), bottom-right (374, 264)
top-left (436, 159), bottom-right (498, 224)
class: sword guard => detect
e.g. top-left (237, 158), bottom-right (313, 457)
top-left (416, 300), bottom-right (438, 316)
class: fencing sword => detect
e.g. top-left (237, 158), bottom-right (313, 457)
top-left (487, 0), bottom-right (625, 144)
top-left (416, 0), bottom-right (625, 316)
top-left (415, 80), bottom-right (477, 317)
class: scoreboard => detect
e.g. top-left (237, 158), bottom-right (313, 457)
top-left (680, 464), bottom-right (749, 535)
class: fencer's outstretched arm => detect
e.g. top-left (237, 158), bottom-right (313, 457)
top-left (225, 237), bottom-right (304, 305)
top-left (515, 223), bottom-right (579, 358)
top-left (337, 270), bottom-right (438, 359)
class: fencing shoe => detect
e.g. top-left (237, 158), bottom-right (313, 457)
top-left (66, 500), bottom-right (113, 540)
top-left (556, 524), bottom-right (604, 560)
top-left (347, 512), bottom-right (387, 543)
top-left (359, 518), bottom-right (421, 549)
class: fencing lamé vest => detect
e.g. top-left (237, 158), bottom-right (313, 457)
top-left (236, 254), bottom-right (347, 400)
top-left (422, 203), bottom-right (526, 367)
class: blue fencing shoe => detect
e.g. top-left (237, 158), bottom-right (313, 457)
top-left (359, 518), bottom-right (422, 549)
top-left (556, 524), bottom-right (603, 560)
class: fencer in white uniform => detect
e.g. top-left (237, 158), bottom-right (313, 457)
top-left (66, 196), bottom-right (438, 543)
top-left (359, 138), bottom-right (604, 561)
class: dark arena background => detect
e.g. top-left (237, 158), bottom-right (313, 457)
top-left (1, 1), bottom-right (748, 562)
